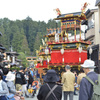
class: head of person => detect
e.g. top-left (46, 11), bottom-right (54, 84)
top-left (81, 59), bottom-right (96, 75)
top-left (3, 68), bottom-right (9, 75)
top-left (65, 65), bottom-right (71, 72)
top-left (19, 67), bottom-right (24, 72)
top-left (73, 71), bottom-right (77, 76)
top-left (0, 71), bottom-right (3, 80)
top-left (44, 69), bottom-right (59, 83)
top-left (79, 68), bottom-right (84, 73)
top-left (5, 71), bottom-right (15, 82)
top-left (28, 71), bottom-right (31, 75)
top-left (30, 68), bottom-right (32, 71)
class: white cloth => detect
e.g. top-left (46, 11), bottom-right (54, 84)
top-left (0, 80), bottom-right (3, 91)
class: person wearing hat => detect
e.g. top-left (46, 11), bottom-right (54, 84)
top-left (62, 65), bottom-right (75, 100)
top-left (37, 69), bottom-right (62, 100)
top-left (0, 71), bottom-right (9, 100)
top-left (79, 59), bottom-right (98, 100)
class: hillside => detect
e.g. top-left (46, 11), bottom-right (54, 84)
top-left (0, 17), bottom-right (60, 56)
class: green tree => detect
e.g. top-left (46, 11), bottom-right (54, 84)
top-left (33, 32), bottom-right (42, 55)
top-left (17, 52), bottom-right (28, 67)
top-left (21, 34), bottom-right (31, 56)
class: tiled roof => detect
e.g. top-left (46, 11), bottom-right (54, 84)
top-left (95, 0), bottom-right (100, 6)
top-left (57, 12), bottom-right (82, 19)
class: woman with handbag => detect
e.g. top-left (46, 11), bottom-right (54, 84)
top-left (5, 71), bottom-right (24, 100)
top-left (0, 71), bottom-right (9, 100)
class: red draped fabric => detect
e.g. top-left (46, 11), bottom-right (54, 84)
top-left (64, 50), bottom-right (79, 63)
top-left (80, 51), bottom-right (87, 63)
top-left (39, 60), bottom-right (48, 68)
top-left (51, 50), bottom-right (87, 64)
top-left (51, 50), bottom-right (63, 64)
top-left (36, 63), bottom-right (41, 68)
top-left (43, 60), bottom-right (47, 65)
top-left (39, 65), bottom-right (47, 68)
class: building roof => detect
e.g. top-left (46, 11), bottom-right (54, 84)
top-left (95, 0), bottom-right (100, 6)
top-left (54, 12), bottom-right (86, 20)
top-left (85, 35), bottom-right (95, 41)
top-left (81, 20), bottom-right (88, 25)
top-left (0, 47), bottom-right (6, 50)
top-left (6, 52), bottom-right (19, 56)
top-left (85, 9), bottom-right (98, 18)
top-left (81, 9), bottom-right (98, 25)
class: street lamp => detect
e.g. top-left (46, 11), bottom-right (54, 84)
top-left (89, 47), bottom-right (93, 59)
top-left (78, 46), bottom-right (82, 62)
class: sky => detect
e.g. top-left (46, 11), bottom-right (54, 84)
top-left (0, 0), bottom-right (97, 23)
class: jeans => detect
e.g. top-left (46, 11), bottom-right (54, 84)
top-left (64, 91), bottom-right (74, 100)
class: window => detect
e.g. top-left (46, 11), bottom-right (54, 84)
top-left (88, 14), bottom-right (94, 29)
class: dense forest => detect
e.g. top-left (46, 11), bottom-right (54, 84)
top-left (0, 17), bottom-right (61, 56)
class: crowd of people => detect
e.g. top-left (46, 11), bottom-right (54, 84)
top-left (0, 59), bottom-right (99, 100)
top-left (0, 67), bottom-right (39, 100)
top-left (37, 59), bottom-right (99, 100)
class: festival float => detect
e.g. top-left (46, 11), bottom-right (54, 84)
top-left (35, 3), bottom-right (91, 80)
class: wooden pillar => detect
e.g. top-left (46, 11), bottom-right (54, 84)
top-left (79, 21), bottom-right (81, 40)
top-left (74, 20), bottom-right (76, 41)
top-left (61, 20), bottom-right (63, 42)
top-left (66, 30), bottom-right (69, 41)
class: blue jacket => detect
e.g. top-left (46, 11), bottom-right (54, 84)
top-left (79, 71), bottom-right (98, 100)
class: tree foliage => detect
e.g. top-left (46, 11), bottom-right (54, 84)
top-left (0, 17), bottom-right (60, 57)
top-left (17, 52), bottom-right (28, 67)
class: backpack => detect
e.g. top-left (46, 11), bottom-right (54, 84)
top-left (85, 74), bottom-right (100, 100)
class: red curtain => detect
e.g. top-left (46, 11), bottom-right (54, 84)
top-left (36, 63), bottom-right (41, 68)
top-left (39, 61), bottom-right (48, 68)
top-left (43, 60), bottom-right (47, 65)
top-left (64, 50), bottom-right (79, 63)
top-left (80, 51), bottom-right (87, 63)
top-left (51, 50), bottom-right (87, 64)
top-left (51, 50), bottom-right (63, 64)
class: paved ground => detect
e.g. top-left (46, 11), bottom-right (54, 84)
top-left (25, 91), bottom-right (79, 100)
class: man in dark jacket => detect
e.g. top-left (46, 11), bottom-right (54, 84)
top-left (79, 59), bottom-right (98, 100)
top-left (37, 69), bottom-right (62, 100)
top-left (15, 67), bottom-right (26, 95)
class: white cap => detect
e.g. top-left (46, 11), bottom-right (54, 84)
top-left (81, 59), bottom-right (96, 68)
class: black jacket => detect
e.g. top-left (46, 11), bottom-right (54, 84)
top-left (15, 72), bottom-right (26, 85)
top-left (37, 82), bottom-right (62, 100)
